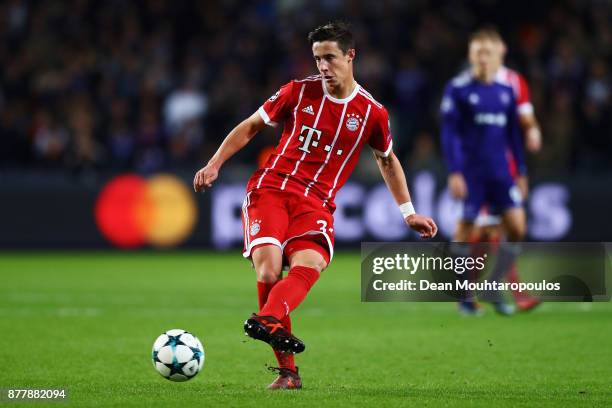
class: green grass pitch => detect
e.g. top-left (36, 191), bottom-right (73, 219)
top-left (0, 252), bottom-right (610, 407)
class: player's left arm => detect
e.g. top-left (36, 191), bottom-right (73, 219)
top-left (516, 109), bottom-right (538, 199)
top-left (369, 108), bottom-right (438, 239)
top-left (515, 74), bottom-right (542, 153)
top-left (374, 152), bottom-right (437, 238)
top-left (519, 113), bottom-right (541, 153)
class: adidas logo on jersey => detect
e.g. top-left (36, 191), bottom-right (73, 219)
top-left (302, 105), bottom-right (314, 115)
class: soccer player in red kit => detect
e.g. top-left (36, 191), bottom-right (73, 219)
top-left (193, 22), bottom-right (437, 389)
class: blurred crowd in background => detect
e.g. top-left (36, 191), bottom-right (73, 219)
top-left (1, 0), bottom-right (611, 179)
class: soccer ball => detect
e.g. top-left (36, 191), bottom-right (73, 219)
top-left (151, 329), bottom-right (205, 381)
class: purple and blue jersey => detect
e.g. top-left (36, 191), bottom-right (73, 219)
top-left (440, 72), bottom-right (526, 220)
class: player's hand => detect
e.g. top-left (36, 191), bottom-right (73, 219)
top-left (526, 126), bottom-right (542, 153)
top-left (193, 163), bottom-right (219, 192)
top-left (448, 173), bottom-right (467, 199)
top-left (516, 175), bottom-right (529, 200)
top-left (406, 214), bottom-right (438, 239)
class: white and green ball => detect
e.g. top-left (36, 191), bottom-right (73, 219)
top-left (152, 329), bottom-right (204, 381)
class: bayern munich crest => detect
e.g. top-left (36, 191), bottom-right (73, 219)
top-left (250, 220), bottom-right (261, 236)
top-left (345, 113), bottom-right (363, 131)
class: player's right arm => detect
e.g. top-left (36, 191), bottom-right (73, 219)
top-left (440, 83), bottom-right (467, 199)
top-left (193, 112), bottom-right (266, 192)
top-left (194, 81), bottom-right (296, 192)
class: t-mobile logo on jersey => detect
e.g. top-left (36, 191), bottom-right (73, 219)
top-left (298, 125), bottom-right (322, 153)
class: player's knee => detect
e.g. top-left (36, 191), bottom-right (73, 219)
top-left (454, 222), bottom-right (474, 242)
top-left (286, 238), bottom-right (330, 273)
top-left (256, 264), bottom-right (282, 283)
top-left (289, 251), bottom-right (327, 273)
top-left (480, 225), bottom-right (500, 242)
top-left (252, 246), bottom-right (283, 283)
top-left (505, 223), bottom-right (525, 241)
top-left (253, 255), bottom-right (282, 282)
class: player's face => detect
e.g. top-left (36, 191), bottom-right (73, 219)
top-left (469, 39), bottom-right (497, 80)
top-left (492, 40), bottom-right (506, 71)
top-left (312, 41), bottom-right (355, 91)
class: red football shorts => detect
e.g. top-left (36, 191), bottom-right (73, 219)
top-left (241, 188), bottom-right (334, 265)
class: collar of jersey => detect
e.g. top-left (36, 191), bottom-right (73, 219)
top-left (321, 79), bottom-right (361, 104)
top-left (465, 68), bottom-right (505, 86)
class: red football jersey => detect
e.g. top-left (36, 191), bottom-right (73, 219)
top-left (247, 74), bottom-right (392, 212)
top-left (495, 66), bottom-right (533, 117)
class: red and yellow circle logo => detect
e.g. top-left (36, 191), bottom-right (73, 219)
top-left (95, 174), bottom-right (198, 248)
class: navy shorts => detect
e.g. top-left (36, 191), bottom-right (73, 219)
top-left (460, 175), bottom-right (522, 222)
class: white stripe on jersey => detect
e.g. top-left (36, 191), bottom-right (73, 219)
top-left (517, 102), bottom-right (534, 115)
top-left (323, 104), bottom-right (372, 205)
top-left (372, 140), bottom-right (393, 158)
top-left (304, 101), bottom-right (348, 197)
top-left (257, 106), bottom-right (278, 127)
top-left (296, 74), bottom-right (322, 82)
top-left (358, 89), bottom-right (383, 108)
top-left (281, 96), bottom-right (327, 190)
top-left (256, 83), bottom-right (306, 189)
top-left (242, 191), bottom-right (252, 248)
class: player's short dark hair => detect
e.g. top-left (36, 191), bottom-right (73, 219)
top-left (308, 21), bottom-right (355, 54)
top-left (469, 27), bottom-right (503, 44)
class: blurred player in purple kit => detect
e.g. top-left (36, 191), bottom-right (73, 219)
top-left (440, 29), bottom-right (527, 314)
top-left (470, 31), bottom-right (543, 313)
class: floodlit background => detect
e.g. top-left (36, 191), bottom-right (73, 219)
top-left (0, 2), bottom-right (611, 406)
top-left (1, 0), bottom-right (611, 248)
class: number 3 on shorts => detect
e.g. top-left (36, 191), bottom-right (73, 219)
top-left (317, 220), bottom-right (327, 233)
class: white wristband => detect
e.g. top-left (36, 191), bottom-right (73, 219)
top-left (399, 202), bottom-right (415, 218)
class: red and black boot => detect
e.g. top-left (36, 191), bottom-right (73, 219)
top-left (244, 314), bottom-right (305, 354)
top-left (267, 366), bottom-right (302, 390)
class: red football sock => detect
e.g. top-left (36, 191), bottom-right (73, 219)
top-left (257, 281), bottom-right (276, 310)
top-left (257, 280), bottom-right (296, 371)
top-left (506, 264), bottom-right (528, 300)
top-left (259, 266), bottom-right (320, 320)
top-left (506, 264), bottom-right (519, 285)
top-left (273, 317), bottom-right (295, 371)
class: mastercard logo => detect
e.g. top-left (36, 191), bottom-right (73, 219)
top-left (95, 174), bottom-right (198, 248)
